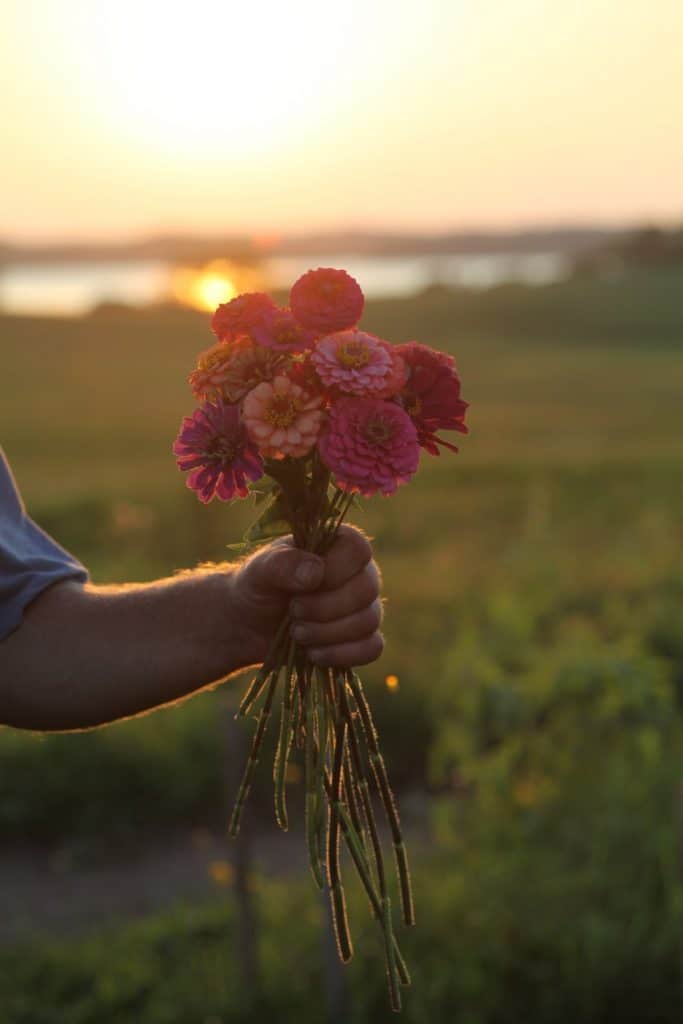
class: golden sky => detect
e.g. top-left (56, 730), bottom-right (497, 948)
top-left (1, 0), bottom-right (681, 241)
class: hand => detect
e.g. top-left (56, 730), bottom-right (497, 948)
top-left (231, 525), bottom-right (383, 667)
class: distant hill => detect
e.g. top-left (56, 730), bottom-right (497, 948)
top-left (0, 227), bottom-right (624, 266)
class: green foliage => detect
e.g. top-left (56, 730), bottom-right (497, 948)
top-left (1, 272), bottom-right (683, 1020)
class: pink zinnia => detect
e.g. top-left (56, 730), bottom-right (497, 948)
top-left (242, 375), bottom-right (324, 459)
top-left (395, 342), bottom-right (469, 455)
top-left (290, 268), bottom-right (364, 334)
top-left (251, 307), bottom-right (316, 353)
top-left (173, 400), bottom-right (263, 502)
top-left (318, 397), bottom-right (420, 497)
top-left (211, 292), bottom-right (277, 343)
top-left (312, 330), bottom-right (407, 398)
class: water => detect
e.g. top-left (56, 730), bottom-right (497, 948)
top-left (0, 251), bottom-right (572, 317)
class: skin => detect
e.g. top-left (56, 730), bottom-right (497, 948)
top-left (0, 525), bottom-right (383, 733)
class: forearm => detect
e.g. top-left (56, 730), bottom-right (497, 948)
top-left (0, 568), bottom-right (264, 732)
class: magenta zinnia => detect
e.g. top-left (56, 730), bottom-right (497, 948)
top-left (318, 396), bottom-right (420, 496)
top-left (173, 400), bottom-right (263, 502)
top-left (251, 307), bottom-right (316, 353)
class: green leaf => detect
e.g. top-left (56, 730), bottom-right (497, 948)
top-left (243, 488), bottom-right (292, 545)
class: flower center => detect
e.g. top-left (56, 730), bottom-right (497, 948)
top-left (337, 340), bottom-right (370, 369)
top-left (200, 347), bottom-right (230, 371)
top-left (364, 417), bottom-right (394, 444)
top-left (276, 326), bottom-right (299, 346)
top-left (204, 436), bottom-right (237, 462)
top-left (266, 394), bottom-right (299, 427)
top-left (404, 392), bottom-right (422, 417)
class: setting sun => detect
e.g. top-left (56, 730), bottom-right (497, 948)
top-left (171, 260), bottom-right (266, 312)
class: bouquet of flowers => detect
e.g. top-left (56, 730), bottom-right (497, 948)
top-left (173, 268), bottom-right (467, 1011)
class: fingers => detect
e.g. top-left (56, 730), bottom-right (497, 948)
top-left (307, 631), bottom-right (385, 668)
top-left (291, 598), bottom-right (383, 648)
top-left (289, 537), bottom-right (383, 667)
top-left (241, 542), bottom-right (325, 596)
top-left (321, 525), bottom-right (373, 590)
top-left (236, 525), bottom-right (384, 668)
top-left (290, 561), bottom-right (380, 623)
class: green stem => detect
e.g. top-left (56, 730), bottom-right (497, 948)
top-left (273, 642), bottom-right (297, 831)
top-left (229, 667), bottom-right (281, 836)
top-left (305, 669), bottom-right (324, 889)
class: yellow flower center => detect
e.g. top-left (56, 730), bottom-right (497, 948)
top-left (276, 326), bottom-right (299, 346)
top-left (337, 339), bottom-right (370, 369)
top-left (266, 394), bottom-right (299, 427)
top-left (199, 346), bottom-right (230, 371)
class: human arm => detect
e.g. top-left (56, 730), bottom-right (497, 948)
top-left (0, 526), bottom-right (383, 732)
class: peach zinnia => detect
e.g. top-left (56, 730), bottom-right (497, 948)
top-left (189, 337), bottom-right (289, 404)
top-left (242, 375), bottom-right (324, 458)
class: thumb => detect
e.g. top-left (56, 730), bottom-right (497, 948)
top-left (245, 544), bottom-right (325, 595)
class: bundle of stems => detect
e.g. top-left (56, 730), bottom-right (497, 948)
top-left (228, 454), bottom-right (415, 1012)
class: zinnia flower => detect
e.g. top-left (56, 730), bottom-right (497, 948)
top-left (173, 400), bottom-right (263, 502)
top-left (318, 397), bottom-right (420, 497)
top-left (242, 375), bottom-right (324, 459)
top-left (251, 307), bottom-right (316, 353)
top-left (395, 342), bottom-right (469, 455)
top-left (312, 330), bottom-right (407, 398)
top-left (285, 352), bottom-right (326, 396)
top-left (189, 337), bottom-right (289, 403)
top-left (211, 292), bottom-right (277, 343)
top-left (290, 268), bottom-right (364, 334)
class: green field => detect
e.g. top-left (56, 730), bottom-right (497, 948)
top-left (2, 269), bottom-right (683, 1022)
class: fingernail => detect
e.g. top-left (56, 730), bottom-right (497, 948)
top-left (309, 649), bottom-right (323, 664)
top-left (294, 558), bottom-right (320, 587)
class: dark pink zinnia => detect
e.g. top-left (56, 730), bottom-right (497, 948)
top-left (318, 397), bottom-right (420, 497)
top-left (289, 268), bottom-right (364, 334)
top-left (250, 307), bottom-right (317, 353)
top-left (395, 342), bottom-right (469, 455)
top-left (173, 400), bottom-right (263, 503)
top-left (211, 292), bottom-right (277, 343)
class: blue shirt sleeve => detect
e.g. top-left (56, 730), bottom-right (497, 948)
top-left (0, 447), bottom-right (89, 641)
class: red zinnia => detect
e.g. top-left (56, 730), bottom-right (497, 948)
top-left (290, 268), bottom-right (364, 334)
top-left (211, 292), bottom-right (277, 343)
top-left (395, 342), bottom-right (468, 455)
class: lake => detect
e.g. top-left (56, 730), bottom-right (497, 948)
top-left (0, 251), bottom-right (572, 317)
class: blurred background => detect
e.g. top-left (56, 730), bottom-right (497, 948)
top-left (1, 0), bottom-right (683, 1021)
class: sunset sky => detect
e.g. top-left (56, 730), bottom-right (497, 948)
top-left (1, 0), bottom-right (681, 242)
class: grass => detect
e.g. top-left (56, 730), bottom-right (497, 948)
top-left (1, 267), bottom-right (683, 1020)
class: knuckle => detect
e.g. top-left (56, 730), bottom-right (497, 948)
top-left (360, 566), bottom-right (380, 602)
top-left (336, 524), bottom-right (372, 562)
top-left (364, 599), bottom-right (383, 632)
